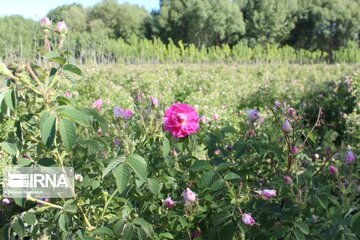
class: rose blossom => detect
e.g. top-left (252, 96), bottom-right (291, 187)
top-left (74, 174), bottom-right (83, 182)
top-left (163, 197), bottom-right (174, 208)
top-left (163, 103), bottom-right (199, 138)
top-left (291, 145), bottom-right (299, 155)
top-left (182, 188), bottom-right (196, 203)
top-left (261, 189), bottom-right (277, 199)
top-left (113, 107), bottom-right (134, 119)
top-left (215, 149), bottom-right (221, 156)
top-left (242, 213), bottom-right (255, 226)
top-left (91, 99), bottom-right (103, 111)
top-left (212, 113), bottom-right (219, 121)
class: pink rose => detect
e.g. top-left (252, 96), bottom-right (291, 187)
top-left (151, 96), bottom-right (159, 107)
top-left (182, 188), bottom-right (196, 202)
top-left (40, 17), bottom-right (51, 28)
top-left (242, 213), bottom-right (255, 226)
top-left (212, 113), bottom-right (219, 121)
top-left (163, 197), bottom-right (174, 208)
top-left (328, 165), bottom-right (338, 175)
top-left (291, 145), bottom-right (299, 155)
top-left (64, 91), bottom-right (72, 98)
top-left (200, 115), bottom-right (207, 124)
top-left (56, 21), bottom-right (68, 34)
top-left (163, 103), bottom-right (199, 138)
top-left (261, 189), bottom-right (276, 199)
top-left (288, 107), bottom-right (296, 117)
top-left (91, 99), bottom-right (103, 111)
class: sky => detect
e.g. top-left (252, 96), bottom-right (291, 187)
top-left (0, 0), bottom-right (160, 20)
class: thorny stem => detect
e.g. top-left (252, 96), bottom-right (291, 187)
top-left (300, 108), bottom-right (322, 149)
top-left (312, 151), bottom-right (338, 177)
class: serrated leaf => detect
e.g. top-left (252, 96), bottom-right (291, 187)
top-left (93, 227), bottom-right (114, 237)
top-left (351, 212), bottom-right (360, 235)
top-left (190, 160), bottom-right (212, 172)
top-left (148, 178), bottom-right (161, 194)
top-left (114, 220), bottom-right (126, 237)
top-left (123, 224), bottom-right (134, 240)
top-left (59, 108), bottom-right (90, 127)
top-left (158, 233), bottom-right (173, 239)
top-left (1, 142), bottom-right (17, 155)
top-left (102, 156), bottom-right (126, 178)
top-left (41, 114), bottom-right (56, 148)
top-left (126, 154), bottom-right (147, 183)
top-left (13, 198), bottom-right (26, 208)
top-left (12, 219), bottom-right (24, 239)
top-left (23, 212), bottom-right (36, 225)
top-left (44, 51), bottom-right (61, 59)
top-left (224, 172), bottom-right (240, 180)
top-left (113, 164), bottom-right (131, 194)
top-left (59, 118), bottom-right (76, 151)
top-left (199, 171), bottom-right (216, 188)
top-left (4, 89), bottom-right (15, 111)
top-left (58, 214), bottom-right (68, 232)
top-left (63, 64), bottom-right (81, 75)
top-left (293, 229), bottom-right (305, 240)
top-left (295, 221), bottom-right (309, 235)
top-left (163, 137), bottom-right (170, 158)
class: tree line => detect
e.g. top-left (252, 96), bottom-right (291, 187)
top-left (0, 0), bottom-right (359, 63)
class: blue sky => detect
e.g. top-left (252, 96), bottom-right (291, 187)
top-left (0, 0), bottom-right (159, 19)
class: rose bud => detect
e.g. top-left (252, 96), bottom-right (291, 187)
top-left (247, 109), bottom-right (259, 121)
top-left (291, 145), bottom-right (299, 155)
top-left (247, 129), bottom-right (255, 137)
top-left (200, 115), bottom-right (207, 124)
top-left (74, 174), bottom-right (84, 182)
top-left (163, 197), bottom-right (174, 209)
top-left (91, 99), bottom-right (103, 111)
top-left (284, 175), bottom-right (292, 185)
top-left (274, 100), bottom-right (282, 108)
top-left (151, 96), bottom-right (159, 107)
top-left (182, 188), bottom-right (196, 203)
top-left (113, 138), bottom-right (120, 146)
top-left (261, 189), bottom-right (276, 199)
top-left (171, 149), bottom-right (178, 158)
top-left (215, 149), bottom-right (221, 156)
top-left (288, 107), bottom-right (296, 117)
top-left (345, 150), bottom-right (356, 164)
top-left (328, 165), bottom-right (338, 175)
top-left (56, 21), bottom-right (68, 34)
top-left (40, 17), bottom-right (51, 28)
top-left (282, 119), bottom-right (292, 133)
top-left (212, 113), bottom-right (219, 121)
top-left (2, 198), bottom-right (11, 205)
top-left (113, 107), bottom-right (134, 119)
top-left (242, 213), bottom-right (255, 226)
top-left (64, 91), bottom-right (72, 98)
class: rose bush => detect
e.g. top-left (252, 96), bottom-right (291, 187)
top-left (0, 19), bottom-right (359, 240)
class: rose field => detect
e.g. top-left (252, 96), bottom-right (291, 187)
top-left (1, 1), bottom-right (360, 239)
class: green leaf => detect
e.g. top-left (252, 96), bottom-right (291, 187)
top-left (137, 227), bottom-right (147, 240)
top-left (158, 233), bottom-right (174, 239)
top-left (163, 137), bottom-right (170, 158)
top-left (148, 178), bottom-right (161, 194)
top-left (12, 219), bottom-right (24, 239)
top-left (59, 108), bottom-right (90, 127)
top-left (37, 158), bottom-right (56, 166)
top-left (44, 51), bottom-right (60, 59)
top-left (126, 154), bottom-right (147, 183)
top-left (114, 220), bottom-right (126, 237)
top-left (13, 198), bottom-right (26, 208)
top-left (4, 89), bottom-right (15, 111)
top-left (351, 212), bottom-right (360, 235)
top-left (190, 160), bottom-right (212, 172)
top-left (93, 227), bottom-right (114, 237)
top-left (23, 212), bottom-right (37, 225)
top-left (295, 221), bottom-right (309, 235)
top-left (224, 172), bottom-right (240, 180)
top-left (102, 156), bottom-right (126, 179)
top-left (63, 64), bottom-right (82, 76)
top-left (59, 118), bottom-right (76, 151)
top-left (58, 214), bottom-right (68, 232)
top-left (293, 229), bottom-right (305, 240)
top-left (123, 224), bottom-right (134, 240)
top-left (199, 171), bottom-right (216, 188)
top-left (50, 57), bottom-right (66, 65)
top-left (40, 114), bottom-right (56, 148)
top-left (1, 142), bottom-right (17, 155)
top-left (113, 164), bottom-right (131, 194)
